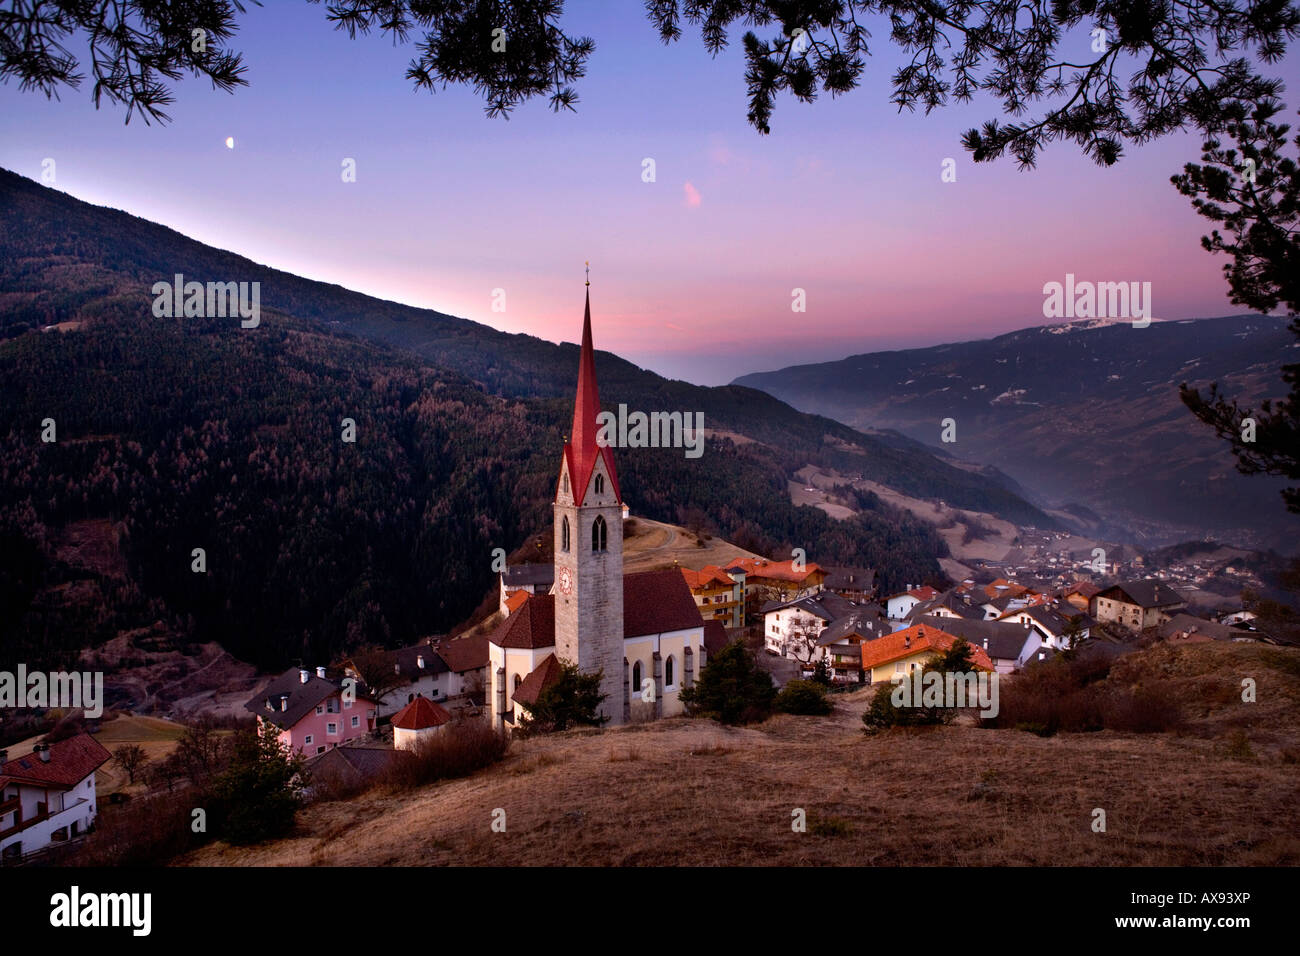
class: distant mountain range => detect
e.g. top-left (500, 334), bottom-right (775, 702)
top-left (0, 167), bottom-right (1061, 669)
top-left (734, 316), bottom-right (1300, 550)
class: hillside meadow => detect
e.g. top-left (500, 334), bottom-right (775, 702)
top-left (180, 642), bottom-right (1300, 867)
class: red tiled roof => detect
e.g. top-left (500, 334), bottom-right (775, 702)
top-left (1064, 582), bottom-right (1101, 598)
top-left (858, 623), bottom-right (995, 672)
top-left (726, 557), bottom-right (824, 584)
top-left (625, 569), bottom-right (705, 637)
top-left (0, 733), bottom-right (112, 790)
top-left (504, 589), bottom-right (530, 614)
top-left (559, 289), bottom-right (621, 507)
top-left (435, 632), bottom-right (490, 672)
top-left (513, 653), bottom-right (564, 708)
top-left (680, 565), bottom-right (734, 590)
top-left (491, 594), bottom-right (557, 649)
top-left (391, 696), bottom-right (452, 730)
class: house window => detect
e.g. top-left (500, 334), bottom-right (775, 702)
top-left (327, 722), bottom-right (338, 735)
top-left (327, 699), bottom-right (338, 713)
top-left (562, 516), bottom-right (571, 552)
top-left (316, 705), bottom-right (324, 715)
top-left (632, 660), bottom-right (642, 690)
top-left (344, 698), bottom-right (352, 709)
top-left (317, 746), bottom-right (326, 755)
top-left (304, 735), bottom-right (313, 746)
top-left (351, 716), bottom-right (359, 728)
top-left (895, 663), bottom-right (905, 674)
top-left (595, 474), bottom-right (605, 495)
top-left (592, 515), bottom-right (607, 552)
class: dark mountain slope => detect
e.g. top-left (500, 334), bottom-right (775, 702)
top-left (0, 167), bottom-right (1051, 528)
top-left (735, 317), bottom-right (1300, 549)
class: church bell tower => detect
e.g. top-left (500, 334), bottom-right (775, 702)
top-left (553, 271), bottom-right (625, 726)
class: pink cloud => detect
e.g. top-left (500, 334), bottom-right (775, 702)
top-left (683, 181), bottom-right (702, 208)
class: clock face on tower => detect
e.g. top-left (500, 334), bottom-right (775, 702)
top-left (558, 566), bottom-right (573, 595)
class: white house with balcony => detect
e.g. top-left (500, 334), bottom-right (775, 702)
top-left (0, 733), bottom-right (111, 862)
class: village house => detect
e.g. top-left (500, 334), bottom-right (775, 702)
top-left (822, 566), bottom-right (877, 603)
top-left (858, 622), bottom-right (995, 685)
top-left (916, 615), bottom-right (1041, 674)
top-left (1091, 580), bottom-right (1187, 630)
top-left (1061, 581), bottom-right (1101, 611)
top-left (499, 563), bottom-right (555, 615)
top-left (244, 666), bottom-right (379, 756)
top-left (432, 633), bottom-right (489, 704)
top-left (885, 585), bottom-right (940, 621)
top-left (344, 641), bottom-right (447, 717)
top-left (997, 602), bottom-right (1093, 647)
top-left (680, 564), bottom-right (745, 628)
top-left (814, 609), bottom-right (891, 681)
top-left (725, 556), bottom-right (826, 614)
top-left (485, 288), bottom-right (708, 731)
top-left (303, 742), bottom-right (399, 795)
top-left (905, 588), bottom-right (987, 623)
top-left (0, 734), bottom-right (111, 862)
top-left (763, 590), bottom-right (858, 660)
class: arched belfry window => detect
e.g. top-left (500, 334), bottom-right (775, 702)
top-left (561, 516), bottom-right (570, 553)
top-left (562, 473), bottom-right (569, 495)
top-left (595, 473), bottom-right (605, 495)
top-left (592, 515), bottom-right (607, 552)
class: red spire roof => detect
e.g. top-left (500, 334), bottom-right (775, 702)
top-left (561, 286), bottom-right (621, 505)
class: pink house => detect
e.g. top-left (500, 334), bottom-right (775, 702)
top-left (245, 666), bottom-right (377, 756)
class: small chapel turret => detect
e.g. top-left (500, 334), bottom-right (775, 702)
top-left (552, 271), bottom-right (625, 725)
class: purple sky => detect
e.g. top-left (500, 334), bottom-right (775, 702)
top-left (1, 2), bottom-right (1286, 384)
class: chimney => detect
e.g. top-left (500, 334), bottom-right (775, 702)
top-left (280, 696), bottom-right (288, 712)
top-left (417, 654), bottom-right (425, 669)
top-left (38, 745), bottom-right (51, 763)
top-left (299, 668), bottom-right (309, 684)
top-left (982, 638), bottom-right (988, 649)
top-left (316, 666), bottom-right (326, 679)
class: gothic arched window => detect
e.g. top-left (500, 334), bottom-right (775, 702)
top-left (665, 655), bottom-right (675, 688)
top-left (561, 516), bottom-right (570, 553)
top-left (592, 515), bottom-right (607, 552)
top-left (562, 473), bottom-right (569, 494)
top-left (513, 674), bottom-right (522, 691)
top-left (632, 660), bottom-right (642, 692)
top-left (595, 473), bottom-right (605, 495)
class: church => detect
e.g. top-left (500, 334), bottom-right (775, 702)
top-left (487, 282), bottom-right (709, 729)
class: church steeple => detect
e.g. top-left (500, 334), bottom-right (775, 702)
top-left (562, 276), bottom-right (620, 506)
top-left (552, 267), bottom-right (626, 726)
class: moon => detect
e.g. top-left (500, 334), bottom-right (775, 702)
top-left (225, 137), bottom-right (235, 149)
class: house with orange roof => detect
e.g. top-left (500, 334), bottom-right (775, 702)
top-left (724, 557), bottom-right (825, 608)
top-left (680, 564), bottom-right (744, 628)
top-left (858, 622), bottom-right (995, 685)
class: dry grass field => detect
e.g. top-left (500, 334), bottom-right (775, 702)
top-left (179, 642), bottom-right (1300, 867)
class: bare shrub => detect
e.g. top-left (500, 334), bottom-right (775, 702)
top-left (382, 719), bottom-right (509, 790)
